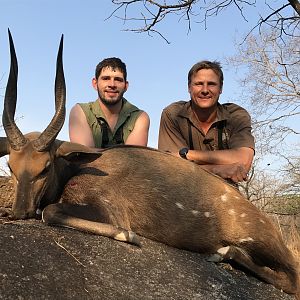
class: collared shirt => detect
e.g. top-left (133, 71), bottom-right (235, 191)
top-left (158, 100), bottom-right (255, 152)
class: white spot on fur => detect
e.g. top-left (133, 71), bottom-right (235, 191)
top-left (115, 232), bottom-right (127, 242)
top-left (220, 194), bottom-right (228, 202)
top-left (260, 219), bottom-right (265, 224)
top-left (239, 237), bottom-right (254, 243)
top-left (41, 210), bottom-right (45, 223)
top-left (204, 212), bottom-right (211, 218)
top-left (176, 202), bottom-right (184, 210)
top-left (228, 209), bottom-right (235, 215)
top-left (191, 210), bottom-right (199, 216)
top-left (224, 185), bottom-right (232, 193)
top-left (217, 246), bottom-right (230, 255)
top-left (244, 222), bottom-right (251, 225)
top-left (240, 213), bottom-right (247, 218)
top-left (234, 196), bottom-right (240, 199)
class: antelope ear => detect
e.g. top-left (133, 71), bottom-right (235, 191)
top-left (0, 137), bottom-right (10, 157)
top-left (54, 140), bottom-right (102, 164)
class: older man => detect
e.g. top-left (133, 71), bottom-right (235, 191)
top-left (158, 60), bottom-right (254, 183)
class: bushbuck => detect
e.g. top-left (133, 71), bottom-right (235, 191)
top-left (0, 30), bottom-right (299, 298)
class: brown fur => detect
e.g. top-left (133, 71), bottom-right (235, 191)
top-left (2, 140), bottom-right (299, 297)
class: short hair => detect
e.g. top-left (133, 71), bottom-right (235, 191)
top-left (95, 57), bottom-right (127, 81)
top-left (188, 60), bottom-right (223, 88)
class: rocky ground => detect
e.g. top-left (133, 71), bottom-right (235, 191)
top-left (0, 176), bottom-right (295, 300)
top-left (0, 176), bottom-right (14, 216)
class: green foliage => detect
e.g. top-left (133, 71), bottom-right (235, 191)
top-left (268, 194), bottom-right (300, 215)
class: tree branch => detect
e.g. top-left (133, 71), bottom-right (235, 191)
top-left (108, 0), bottom-right (300, 42)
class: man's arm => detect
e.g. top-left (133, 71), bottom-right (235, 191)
top-left (159, 104), bottom-right (254, 183)
top-left (158, 108), bottom-right (188, 152)
top-left (185, 147), bottom-right (254, 183)
top-left (125, 112), bottom-right (150, 146)
top-left (69, 104), bottom-right (95, 147)
top-left (186, 147), bottom-right (254, 172)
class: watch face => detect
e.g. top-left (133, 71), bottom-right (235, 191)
top-left (179, 147), bottom-right (189, 158)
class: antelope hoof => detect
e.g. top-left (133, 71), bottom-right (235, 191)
top-left (114, 230), bottom-right (141, 247)
top-left (207, 246), bottom-right (231, 262)
top-left (207, 253), bottom-right (224, 263)
top-left (128, 231), bottom-right (141, 247)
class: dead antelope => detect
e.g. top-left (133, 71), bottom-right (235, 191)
top-left (0, 30), bottom-right (299, 298)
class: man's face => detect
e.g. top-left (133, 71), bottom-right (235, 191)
top-left (188, 69), bottom-right (222, 110)
top-left (92, 66), bottom-right (128, 106)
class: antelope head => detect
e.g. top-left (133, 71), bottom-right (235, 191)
top-left (0, 29), bottom-right (66, 219)
top-left (0, 31), bottom-right (102, 219)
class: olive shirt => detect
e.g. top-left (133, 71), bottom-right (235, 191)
top-left (79, 98), bottom-right (143, 148)
top-left (158, 101), bottom-right (255, 153)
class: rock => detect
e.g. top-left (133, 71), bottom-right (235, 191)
top-left (0, 219), bottom-right (294, 300)
top-left (0, 176), bottom-right (14, 207)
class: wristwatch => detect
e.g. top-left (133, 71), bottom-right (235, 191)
top-left (179, 147), bottom-right (189, 159)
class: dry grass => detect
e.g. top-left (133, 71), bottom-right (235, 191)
top-left (267, 213), bottom-right (300, 264)
top-left (0, 157), bottom-right (9, 176)
top-left (285, 221), bottom-right (300, 263)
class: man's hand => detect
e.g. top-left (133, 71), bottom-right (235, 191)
top-left (202, 163), bottom-right (248, 183)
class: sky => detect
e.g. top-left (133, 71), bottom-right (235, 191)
top-left (0, 1), bottom-right (288, 153)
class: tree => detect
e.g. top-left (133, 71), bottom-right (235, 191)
top-left (282, 155), bottom-right (300, 194)
top-left (108, 0), bottom-right (300, 42)
top-left (228, 27), bottom-right (300, 231)
top-left (227, 28), bottom-right (300, 159)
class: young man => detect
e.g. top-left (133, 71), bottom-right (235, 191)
top-left (69, 57), bottom-right (150, 148)
top-left (158, 60), bottom-right (255, 183)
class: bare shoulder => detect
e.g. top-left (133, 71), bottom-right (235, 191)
top-left (133, 111), bottom-right (150, 131)
top-left (70, 103), bottom-right (84, 115)
top-left (69, 103), bottom-right (90, 132)
top-left (69, 104), bottom-right (86, 121)
top-left (137, 111), bottom-right (150, 124)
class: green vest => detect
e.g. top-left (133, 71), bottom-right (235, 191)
top-left (79, 98), bottom-right (143, 148)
